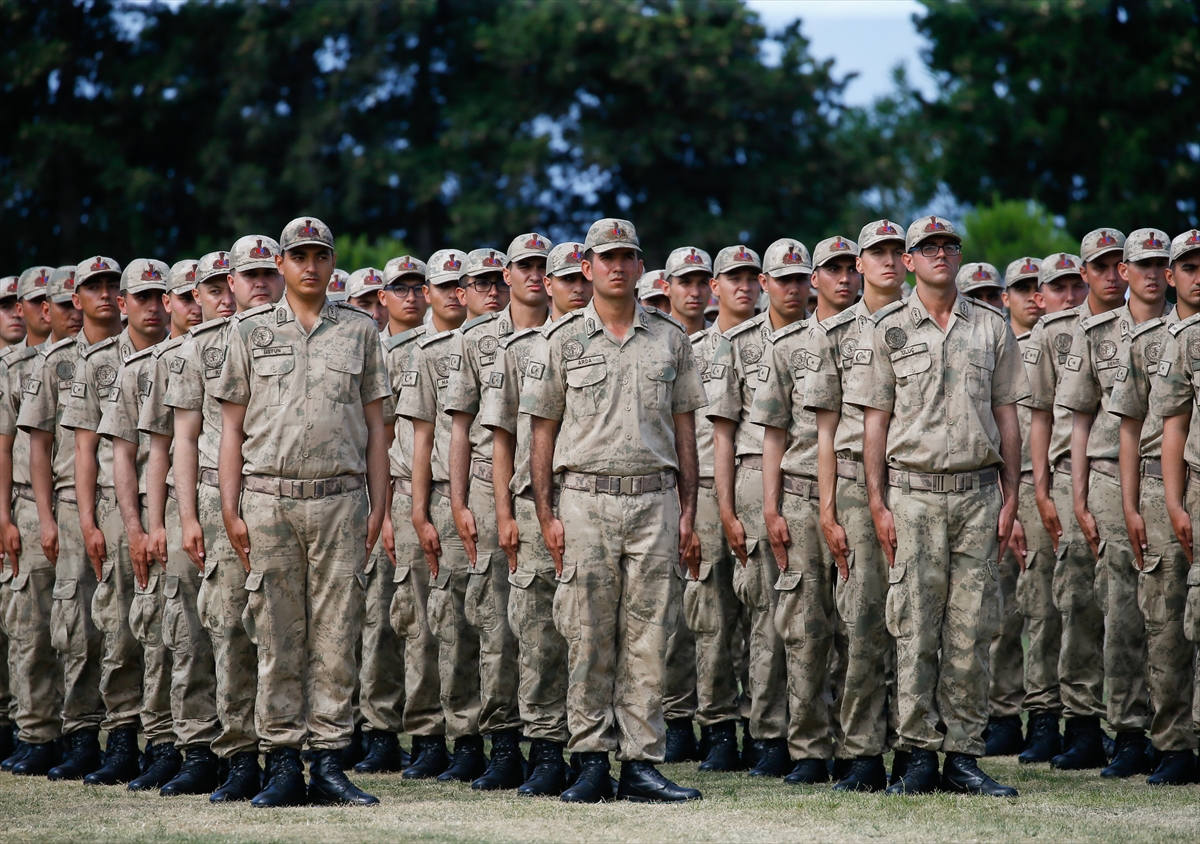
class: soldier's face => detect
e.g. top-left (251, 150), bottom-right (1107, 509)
top-left (505, 257), bottom-right (548, 309)
top-left (0, 298), bottom-right (26, 345)
top-left (763, 272), bottom-right (810, 321)
top-left (1082, 252), bottom-right (1126, 306)
top-left (711, 268), bottom-right (760, 321)
top-left (545, 272), bottom-right (592, 315)
top-left (164, 290), bottom-right (202, 335)
top-left (425, 281), bottom-right (466, 325)
top-left (278, 245), bottom-right (334, 299)
top-left (902, 236), bottom-right (960, 287)
top-left (196, 279), bottom-right (236, 321)
top-left (121, 288), bottom-right (167, 340)
top-left (641, 294), bottom-right (670, 313)
top-left (72, 275), bottom-right (121, 321)
top-left (969, 286), bottom-right (1005, 311)
top-left (382, 277), bottom-right (426, 327)
top-left (813, 257), bottom-right (861, 311)
top-left (45, 299), bottom-right (83, 339)
top-left (1002, 280), bottom-right (1043, 331)
top-left (349, 292), bottom-right (388, 331)
top-left (231, 267), bottom-right (284, 311)
top-left (456, 272), bottom-right (509, 317)
top-left (1038, 273), bottom-right (1088, 313)
top-left (669, 270), bottom-right (711, 321)
top-left (19, 296), bottom-right (50, 338)
top-left (857, 242), bottom-right (906, 293)
top-left (582, 248), bottom-right (643, 302)
top-left (1167, 251), bottom-right (1200, 312)
top-left (1119, 256), bottom-right (1168, 306)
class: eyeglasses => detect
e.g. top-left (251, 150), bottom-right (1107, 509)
top-left (386, 283), bottom-right (424, 299)
top-left (465, 279), bottom-right (510, 293)
top-left (912, 243), bottom-right (963, 258)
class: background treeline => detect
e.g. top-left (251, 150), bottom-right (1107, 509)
top-left (2, 0), bottom-right (1197, 271)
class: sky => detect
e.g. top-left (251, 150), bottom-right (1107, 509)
top-left (745, 0), bottom-right (934, 105)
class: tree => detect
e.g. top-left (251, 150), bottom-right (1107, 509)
top-left (959, 197), bottom-right (1077, 271)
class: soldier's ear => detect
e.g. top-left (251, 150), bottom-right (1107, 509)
top-left (901, 252), bottom-right (916, 274)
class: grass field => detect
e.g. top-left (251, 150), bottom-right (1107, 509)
top-left (3, 749), bottom-right (1198, 843)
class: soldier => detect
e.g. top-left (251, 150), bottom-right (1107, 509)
top-left (1026, 234), bottom-right (1123, 770)
top-left (754, 235), bottom-right (859, 785)
top-left (0, 266), bottom-right (60, 775)
top-left (1151, 228), bottom-right (1200, 785)
top-left (19, 259), bottom-right (116, 782)
top-left (214, 216), bottom-right (391, 807)
top-left (544, 243), bottom-right (591, 320)
top-left (1059, 230), bottom-right (1166, 778)
top-left (522, 217), bottom-right (706, 804)
top-left (166, 242), bottom-right (284, 802)
top-left (347, 267), bottom-right (388, 331)
top-left (707, 238), bottom-right (810, 777)
top-left (0, 277), bottom-right (27, 348)
top-left (804, 220), bottom-right (907, 792)
top-left (847, 216), bottom-right (1026, 797)
top-left (0, 274), bottom-right (22, 757)
top-left (383, 253), bottom-right (456, 781)
top-left (327, 268), bottom-right (349, 302)
top-left (637, 269), bottom-right (671, 313)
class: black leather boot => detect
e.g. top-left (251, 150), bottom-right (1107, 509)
top-left (833, 755), bottom-right (887, 792)
top-left (617, 760), bottom-right (702, 803)
top-left (84, 728), bottom-right (142, 785)
top-left (2, 731), bottom-right (28, 772)
top-left (698, 721), bottom-right (743, 772)
top-left (309, 749), bottom-right (379, 805)
top-left (47, 729), bottom-right (102, 781)
top-left (1051, 716), bottom-right (1107, 770)
top-left (1146, 750), bottom-right (1197, 785)
top-left (1101, 730), bottom-right (1154, 778)
top-left (747, 738), bottom-right (790, 777)
top-left (403, 735), bottom-right (450, 779)
top-left (1019, 711), bottom-right (1062, 764)
top-left (664, 718), bottom-right (700, 763)
top-left (783, 758), bottom-right (829, 785)
top-left (518, 738), bottom-right (568, 797)
top-left (888, 749), bottom-right (910, 786)
top-left (560, 752), bottom-right (613, 803)
top-left (210, 752), bottom-right (263, 803)
top-left (983, 715), bottom-right (1025, 757)
top-left (252, 748), bottom-right (308, 807)
top-left (338, 723), bottom-right (367, 770)
top-left (161, 746), bottom-right (220, 796)
top-left (354, 731), bottom-right (405, 774)
top-left (12, 741), bottom-right (59, 776)
top-left (128, 742), bottom-right (183, 791)
top-left (0, 724), bottom-right (14, 763)
top-left (885, 747), bottom-right (939, 795)
top-left (741, 720), bottom-right (763, 769)
top-left (437, 734), bottom-right (487, 783)
top-left (471, 729), bottom-right (526, 790)
top-left (940, 752), bottom-right (1018, 797)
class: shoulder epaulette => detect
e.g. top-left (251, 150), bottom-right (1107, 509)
top-left (1039, 308), bottom-right (1078, 327)
top-left (417, 327), bottom-right (457, 348)
top-left (500, 325), bottom-right (541, 349)
top-left (1081, 309), bottom-right (1121, 332)
top-left (125, 345), bottom-right (156, 364)
top-left (1016, 331), bottom-right (1032, 342)
top-left (870, 300), bottom-right (906, 325)
top-left (724, 313), bottom-right (765, 341)
top-left (543, 309), bottom-right (584, 337)
top-left (188, 316), bottom-right (229, 337)
top-left (152, 334), bottom-right (188, 358)
top-left (1129, 317), bottom-right (1164, 339)
top-left (8, 345), bottom-right (40, 364)
top-left (771, 318), bottom-right (808, 343)
top-left (334, 300), bottom-right (373, 319)
top-left (0, 345), bottom-right (18, 361)
top-left (973, 300), bottom-right (1006, 318)
top-left (384, 325), bottom-right (426, 351)
top-left (648, 308), bottom-right (686, 333)
top-left (232, 303), bottom-right (274, 322)
top-left (79, 335), bottom-right (118, 359)
top-left (460, 312), bottom-right (498, 333)
top-left (819, 307), bottom-right (858, 333)
top-left (43, 336), bottom-right (76, 356)
top-left (1169, 312), bottom-right (1200, 337)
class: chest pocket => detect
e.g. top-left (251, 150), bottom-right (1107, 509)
top-left (892, 346), bottom-right (932, 409)
top-left (966, 348), bottom-right (995, 401)
top-left (252, 352), bottom-right (295, 406)
top-left (325, 354), bottom-right (363, 404)
top-left (566, 359), bottom-right (607, 417)
top-left (1095, 355), bottom-right (1122, 391)
top-left (642, 360), bottom-right (676, 410)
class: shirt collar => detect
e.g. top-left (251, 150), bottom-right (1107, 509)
top-left (907, 289), bottom-right (971, 328)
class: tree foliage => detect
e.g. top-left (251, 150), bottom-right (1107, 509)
top-left (960, 197), bottom-right (1077, 271)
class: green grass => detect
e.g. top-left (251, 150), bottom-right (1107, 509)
top-left (3, 752), bottom-right (1198, 843)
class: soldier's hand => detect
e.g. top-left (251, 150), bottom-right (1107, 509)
top-left (997, 499), bottom-right (1018, 563)
top-left (1077, 507), bottom-right (1100, 557)
top-left (85, 526), bottom-right (107, 580)
top-left (821, 516), bottom-right (851, 582)
top-left (182, 519), bottom-right (206, 572)
top-left (498, 515), bottom-right (520, 574)
top-left (681, 522), bottom-right (700, 580)
top-left (764, 512), bottom-right (791, 573)
top-left (40, 519), bottom-right (58, 567)
top-left (1169, 507), bottom-right (1193, 563)
top-left (1127, 512), bottom-right (1148, 571)
top-left (540, 517), bottom-right (565, 578)
top-left (366, 509), bottom-right (385, 557)
top-left (1009, 519), bottom-right (1028, 573)
top-left (1, 523), bottom-right (19, 576)
top-left (415, 519), bottom-right (442, 578)
top-left (129, 531), bottom-right (150, 590)
top-left (381, 514), bottom-right (397, 566)
top-left (224, 515), bottom-right (252, 574)
top-left (147, 526), bottom-right (168, 566)
top-left (721, 514), bottom-right (749, 566)
top-left (1036, 493), bottom-right (1062, 553)
top-left (454, 506), bottom-right (478, 566)
top-left (872, 507), bottom-right (897, 568)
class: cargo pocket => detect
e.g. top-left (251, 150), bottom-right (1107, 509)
top-left (389, 580), bottom-right (420, 640)
top-left (1182, 564), bottom-right (1200, 643)
top-left (978, 557), bottom-right (1001, 642)
top-left (91, 563), bottom-right (121, 636)
top-left (1052, 541), bottom-right (1093, 613)
top-left (1016, 548), bottom-right (1046, 619)
top-left (161, 575), bottom-right (192, 652)
top-left (426, 580), bottom-right (455, 645)
top-left (1137, 556), bottom-right (1166, 632)
top-left (50, 578), bottom-right (84, 655)
top-left (197, 561), bottom-right (220, 635)
top-left (128, 573), bottom-right (163, 647)
top-left (1093, 539), bottom-right (1109, 616)
top-left (10, 570), bottom-right (29, 592)
top-left (552, 561), bottom-right (580, 642)
top-left (683, 578), bottom-right (716, 635)
top-left (465, 553), bottom-right (499, 632)
top-left (884, 558), bottom-right (913, 639)
top-left (241, 569), bottom-right (264, 648)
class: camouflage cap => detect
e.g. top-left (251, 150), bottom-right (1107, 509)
top-left (196, 251), bottom-right (232, 286)
top-left (1080, 228), bottom-right (1125, 263)
top-left (75, 255), bottom-right (122, 287)
top-left (280, 216), bottom-right (334, 252)
top-left (1040, 252), bottom-right (1083, 285)
top-left (714, 245), bottom-right (761, 276)
top-left (506, 232), bottom-right (552, 264)
top-left (231, 234), bottom-right (281, 272)
top-left (955, 262), bottom-right (1002, 294)
top-left (905, 215), bottom-right (961, 250)
top-left (637, 269), bottom-right (670, 301)
top-left (0, 276), bottom-right (18, 301)
top-left (383, 255), bottom-right (427, 284)
top-left (812, 236), bottom-right (860, 268)
top-left (547, 242), bottom-right (585, 277)
top-left (327, 269), bottom-right (349, 302)
top-left (347, 267), bottom-right (385, 300)
top-left (48, 266), bottom-right (78, 304)
top-left (426, 249), bottom-right (466, 286)
top-left (665, 246), bottom-right (713, 278)
top-left (858, 219), bottom-right (905, 251)
top-left (1004, 257), bottom-right (1042, 288)
top-left (166, 259), bottom-right (199, 295)
top-left (17, 266), bottom-right (54, 301)
top-left (463, 248), bottom-right (508, 278)
top-left (762, 238), bottom-right (812, 277)
top-left (121, 258), bottom-right (170, 295)
top-left (1170, 229), bottom-right (1200, 263)
top-left (1124, 227), bottom-right (1170, 263)
top-left (583, 217), bottom-right (639, 254)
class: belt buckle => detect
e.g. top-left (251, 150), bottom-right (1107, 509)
top-left (314, 479), bottom-right (326, 498)
top-left (620, 476), bottom-right (637, 495)
top-left (930, 474), bottom-right (945, 493)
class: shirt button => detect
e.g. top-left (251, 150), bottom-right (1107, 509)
top-left (626, 434), bottom-right (631, 440)
top-left (306, 422), bottom-right (313, 429)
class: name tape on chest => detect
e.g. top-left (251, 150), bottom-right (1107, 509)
top-left (565, 354), bottom-right (604, 371)
top-left (889, 342), bottom-right (928, 362)
top-left (252, 345), bottom-right (293, 358)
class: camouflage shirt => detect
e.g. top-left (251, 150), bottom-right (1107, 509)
top-left (750, 318), bottom-right (821, 478)
top-left (691, 323), bottom-right (725, 478)
top-left (1023, 301), bottom-right (1095, 467)
top-left (60, 328), bottom-right (135, 488)
top-left (0, 341), bottom-right (42, 487)
top-left (136, 334), bottom-right (188, 488)
top-left (15, 335), bottom-right (89, 490)
top-left (443, 307), bottom-right (516, 464)
top-left (96, 343), bottom-right (157, 494)
top-left (163, 318), bottom-right (231, 471)
top-left (478, 325), bottom-right (547, 495)
top-left (802, 300), bottom-right (874, 462)
top-left (1147, 314), bottom-right (1200, 472)
top-left (395, 327), bottom-right (459, 483)
top-left (384, 325), bottom-right (426, 480)
top-left (1108, 308), bottom-right (1176, 461)
top-left (1015, 331), bottom-right (1034, 473)
top-left (705, 311), bottom-right (778, 457)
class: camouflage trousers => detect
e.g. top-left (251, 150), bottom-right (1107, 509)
top-left (196, 481), bottom-right (258, 758)
top-left (1138, 478), bottom-right (1196, 751)
top-left (682, 484), bottom-right (741, 727)
top-left (988, 550), bottom-right (1025, 719)
top-left (1015, 479), bottom-right (1061, 714)
top-left (1187, 484), bottom-right (1200, 729)
top-left (5, 497), bottom-right (62, 743)
top-left (508, 494), bottom-right (568, 742)
top-left (556, 486), bottom-right (680, 762)
top-left (121, 503), bottom-right (172, 743)
top-left (162, 494), bottom-right (218, 749)
top-left (388, 485), bottom-right (443, 737)
top-left (732, 463), bottom-right (788, 741)
top-left (465, 476), bottom-right (521, 734)
top-left (1051, 469), bottom-right (1104, 718)
top-left (886, 483), bottom-right (1002, 756)
top-left (664, 564), bottom-right (697, 722)
top-left (50, 497), bottom-right (102, 734)
top-left (1087, 470), bottom-right (1150, 732)
top-left (360, 545), bottom-right (405, 734)
top-left (240, 485), bottom-right (368, 752)
top-left (833, 475), bottom-right (893, 758)
top-left (776, 484), bottom-right (836, 760)
top-left (0, 565), bottom-right (9, 727)
top-left (427, 489), bottom-right (481, 740)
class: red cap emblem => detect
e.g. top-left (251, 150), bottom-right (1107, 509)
top-left (830, 238), bottom-right (850, 252)
top-left (397, 258), bottom-right (416, 271)
top-left (876, 221), bottom-right (898, 236)
top-left (1055, 253), bottom-right (1075, 270)
top-left (1143, 233), bottom-right (1164, 250)
top-left (971, 266), bottom-right (992, 282)
top-left (1096, 230), bottom-right (1118, 247)
top-left (524, 236), bottom-right (546, 250)
top-left (443, 254), bottom-right (461, 272)
top-left (35, 270), bottom-right (49, 287)
top-left (482, 251), bottom-right (504, 268)
top-left (90, 257), bottom-right (110, 272)
top-left (566, 249), bottom-right (583, 265)
top-left (212, 253), bottom-right (230, 269)
top-left (734, 246), bottom-right (753, 261)
top-left (782, 245), bottom-right (803, 265)
top-left (923, 216), bottom-right (947, 233)
top-left (299, 220), bottom-right (319, 238)
top-left (184, 264), bottom-right (196, 282)
top-left (364, 271), bottom-right (382, 286)
top-left (328, 276), bottom-right (345, 292)
top-left (250, 239), bottom-right (272, 258)
top-left (684, 248), bottom-right (704, 265)
top-left (1020, 260), bottom-right (1039, 274)
top-left (1188, 231), bottom-right (1200, 245)
top-left (141, 265), bottom-right (163, 281)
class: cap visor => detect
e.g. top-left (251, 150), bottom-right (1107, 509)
top-left (590, 241), bottom-right (640, 254)
top-left (284, 239), bottom-right (333, 251)
top-left (235, 259), bottom-right (277, 272)
top-left (716, 260), bottom-right (760, 274)
top-left (50, 293), bottom-right (76, 304)
top-left (765, 265), bottom-right (811, 277)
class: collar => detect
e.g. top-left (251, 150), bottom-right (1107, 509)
top-left (907, 289), bottom-right (971, 328)
top-left (579, 300), bottom-right (652, 338)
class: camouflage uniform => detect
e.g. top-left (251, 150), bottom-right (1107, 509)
top-left (845, 285), bottom-right (1030, 756)
top-left (520, 298), bottom-right (706, 761)
top-left (212, 291), bottom-right (391, 752)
